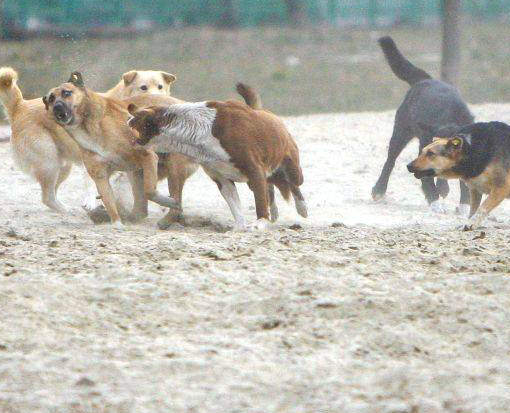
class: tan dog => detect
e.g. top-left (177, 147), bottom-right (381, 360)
top-left (127, 83), bottom-right (307, 231)
top-left (0, 67), bottom-right (179, 213)
top-left (43, 72), bottom-right (181, 227)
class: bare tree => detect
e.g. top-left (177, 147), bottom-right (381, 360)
top-left (284, 0), bottom-right (307, 27)
top-left (440, 0), bottom-right (461, 85)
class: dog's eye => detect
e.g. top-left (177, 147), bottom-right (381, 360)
top-left (61, 90), bottom-right (72, 98)
top-left (158, 84), bottom-right (163, 90)
top-left (48, 94), bottom-right (55, 103)
top-left (426, 150), bottom-right (435, 157)
top-left (140, 85), bottom-right (148, 91)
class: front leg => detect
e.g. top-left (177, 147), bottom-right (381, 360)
top-left (126, 170), bottom-right (148, 222)
top-left (468, 189), bottom-right (482, 218)
top-left (464, 185), bottom-right (509, 230)
top-left (82, 151), bottom-right (121, 227)
top-left (137, 149), bottom-right (181, 210)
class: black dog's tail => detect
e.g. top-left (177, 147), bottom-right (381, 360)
top-left (378, 36), bottom-right (432, 85)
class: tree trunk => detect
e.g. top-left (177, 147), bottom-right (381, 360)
top-left (440, 0), bottom-right (462, 85)
top-left (0, 0), bottom-right (3, 40)
top-left (218, 0), bottom-right (239, 28)
top-left (284, 0), bottom-right (307, 27)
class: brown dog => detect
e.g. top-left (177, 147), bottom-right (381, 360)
top-left (0, 67), bottom-right (181, 214)
top-left (127, 84), bottom-right (307, 231)
top-left (43, 72), bottom-right (181, 227)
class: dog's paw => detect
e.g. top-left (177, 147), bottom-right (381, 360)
top-left (82, 195), bottom-right (102, 212)
top-left (456, 203), bottom-right (470, 217)
top-left (112, 220), bottom-right (124, 230)
top-left (371, 187), bottom-right (386, 202)
top-left (248, 218), bottom-right (270, 232)
top-left (83, 205), bottom-right (112, 224)
top-left (430, 200), bottom-right (447, 214)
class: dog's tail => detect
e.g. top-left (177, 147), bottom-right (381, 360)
top-left (378, 36), bottom-right (432, 86)
top-left (0, 67), bottom-right (23, 119)
top-left (236, 82), bottom-right (262, 109)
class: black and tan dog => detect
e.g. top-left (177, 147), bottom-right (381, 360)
top-left (371, 36), bottom-right (474, 214)
top-left (407, 121), bottom-right (510, 230)
top-left (127, 84), bottom-right (307, 231)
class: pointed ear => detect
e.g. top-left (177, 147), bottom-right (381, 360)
top-left (68, 71), bottom-right (84, 88)
top-left (161, 72), bottom-right (176, 84)
top-left (447, 136), bottom-right (464, 150)
top-left (42, 95), bottom-right (49, 110)
top-left (127, 103), bottom-right (139, 116)
top-left (123, 71), bottom-right (138, 86)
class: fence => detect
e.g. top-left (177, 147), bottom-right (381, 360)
top-left (2, 0), bottom-right (510, 36)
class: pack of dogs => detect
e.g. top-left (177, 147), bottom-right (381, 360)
top-left (1, 36), bottom-right (509, 232)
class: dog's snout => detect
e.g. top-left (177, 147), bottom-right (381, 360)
top-left (53, 101), bottom-right (65, 114)
top-left (52, 100), bottom-right (71, 123)
top-left (407, 162), bottom-right (416, 173)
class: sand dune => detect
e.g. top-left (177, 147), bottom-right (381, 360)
top-left (1, 104), bottom-right (509, 413)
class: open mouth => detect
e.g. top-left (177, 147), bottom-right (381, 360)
top-left (413, 169), bottom-right (436, 179)
top-left (54, 110), bottom-right (73, 125)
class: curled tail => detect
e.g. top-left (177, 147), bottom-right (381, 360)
top-left (236, 82), bottom-right (262, 109)
top-left (0, 67), bottom-right (23, 119)
top-left (378, 36), bottom-right (432, 86)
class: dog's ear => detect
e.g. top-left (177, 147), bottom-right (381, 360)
top-left (127, 103), bottom-right (139, 116)
top-left (68, 71), bottom-right (84, 88)
top-left (123, 71), bottom-right (138, 86)
top-left (42, 95), bottom-right (49, 111)
top-left (161, 72), bottom-right (176, 85)
top-left (447, 136), bottom-right (464, 150)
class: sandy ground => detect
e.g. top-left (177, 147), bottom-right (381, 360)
top-left (1, 104), bottom-right (509, 413)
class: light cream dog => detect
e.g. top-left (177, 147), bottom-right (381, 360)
top-left (0, 67), bottom-right (177, 213)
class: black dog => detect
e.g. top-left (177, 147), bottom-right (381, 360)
top-left (371, 36), bottom-right (474, 214)
top-left (407, 121), bottom-right (510, 230)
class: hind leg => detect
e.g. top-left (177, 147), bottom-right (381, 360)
top-left (158, 155), bottom-right (198, 230)
top-left (56, 162), bottom-right (72, 192)
top-left (35, 166), bottom-right (67, 213)
top-left (289, 185), bottom-right (307, 218)
top-left (267, 183), bottom-right (279, 222)
top-left (247, 167), bottom-right (270, 231)
top-left (372, 124), bottom-right (413, 200)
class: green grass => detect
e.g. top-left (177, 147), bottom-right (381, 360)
top-left (1, 22), bottom-right (510, 118)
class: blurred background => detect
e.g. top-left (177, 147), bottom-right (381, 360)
top-left (1, 0), bottom-right (510, 116)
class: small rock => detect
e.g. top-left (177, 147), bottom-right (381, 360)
top-left (48, 240), bottom-right (58, 247)
top-left (289, 224), bottom-right (302, 230)
top-left (331, 222), bottom-right (346, 228)
top-left (261, 319), bottom-right (281, 330)
top-left (75, 377), bottom-right (95, 387)
top-left (315, 301), bottom-right (337, 309)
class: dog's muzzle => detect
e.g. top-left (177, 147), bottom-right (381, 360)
top-left (407, 162), bottom-right (435, 179)
top-left (53, 101), bottom-right (73, 125)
